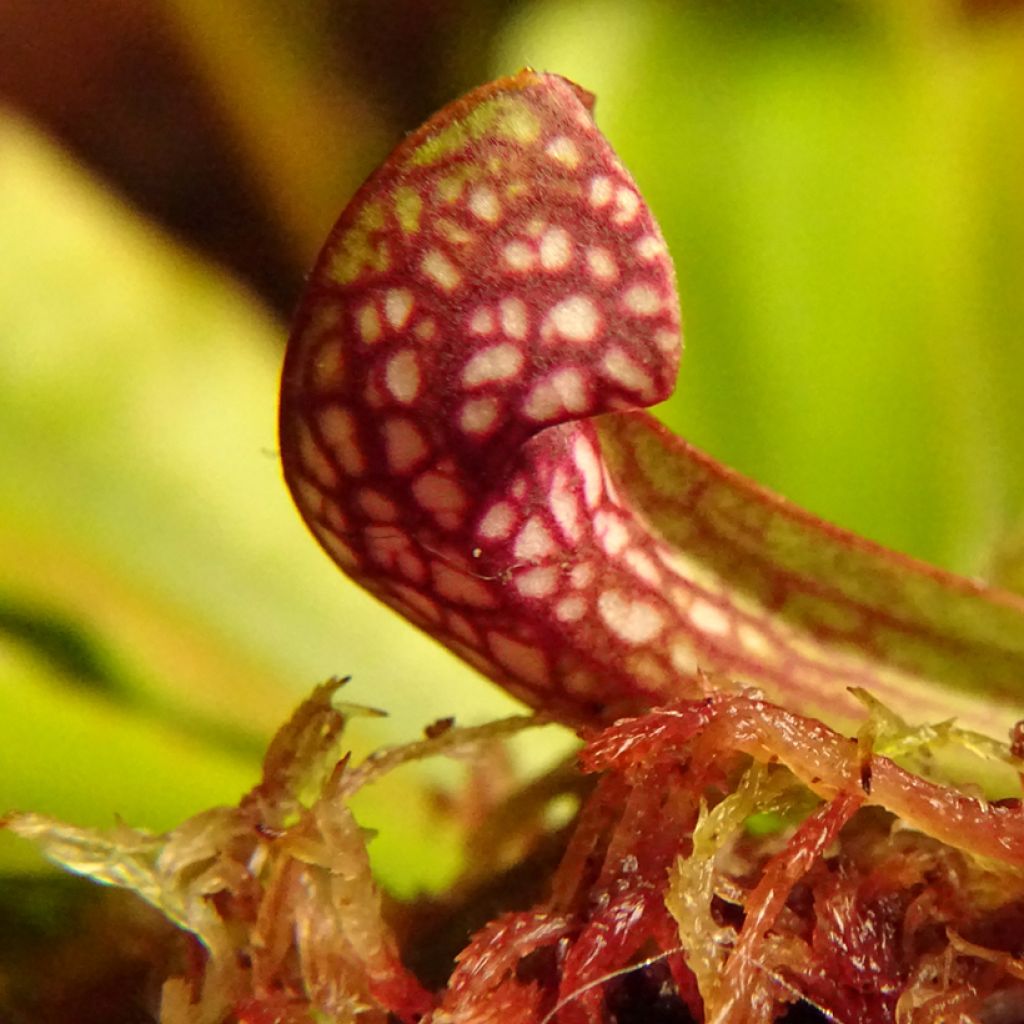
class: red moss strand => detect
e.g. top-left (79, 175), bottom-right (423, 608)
top-left (583, 696), bottom-right (1024, 869)
top-left (715, 791), bottom-right (863, 1021)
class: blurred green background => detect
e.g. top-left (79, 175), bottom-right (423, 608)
top-left (1, 0), bottom-right (1023, 1014)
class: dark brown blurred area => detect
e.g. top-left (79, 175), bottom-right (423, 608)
top-left (0, 878), bottom-right (178, 1024)
top-left (0, 0), bottom-right (518, 321)
top-left (0, 0), bottom-right (298, 314)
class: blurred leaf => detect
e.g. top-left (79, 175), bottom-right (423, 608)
top-left (0, 110), bottom-right (539, 888)
top-left (0, 642), bottom-right (255, 873)
top-left (990, 524), bottom-right (1024, 597)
